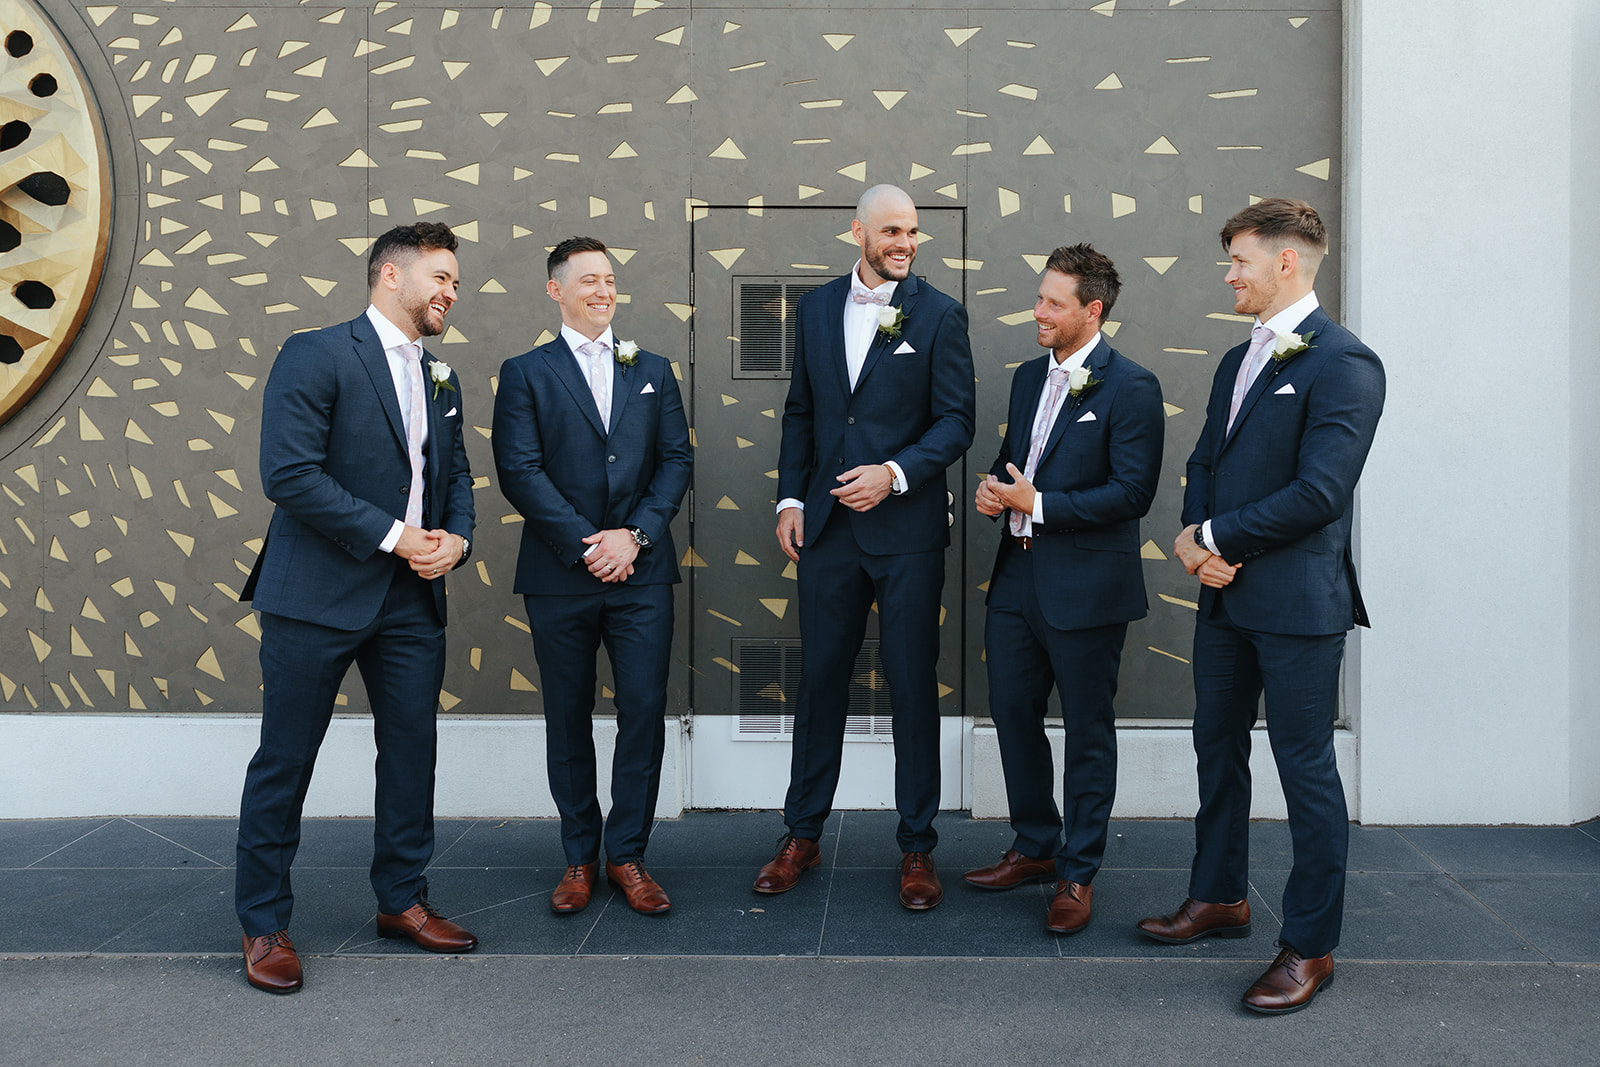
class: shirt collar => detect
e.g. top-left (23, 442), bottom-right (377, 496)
top-left (1050, 331), bottom-right (1102, 375)
top-left (850, 260), bottom-right (898, 302)
top-left (366, 304), bottom-right (419, 353)
top-left (561, 323), bottom-right (615, 356)
top-left (1259, 290), bottom-right (1320, 338)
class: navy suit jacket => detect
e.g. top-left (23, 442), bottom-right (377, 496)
top-left (988, 339), bottom-right (1165, 631)
top-left (492, 337), bottom-right (691, 596)
top-left (778, 271), bottom-right (975, 555)
top-left (1182, 306), bottom-right (1385, 635)
top-left (243, 313), bottom-right (475, 629)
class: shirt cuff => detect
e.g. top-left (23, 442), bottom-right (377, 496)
top-left (379, 520), bottom-right (404, 554)
top-left (1031, 491), bottom-right (1045, 526)
top-left (583, 542), bottom-right (599, 558)
top-left (885, 461), bottom-right (907, 495)
top-left (1201, 520), bottom-right (1220, 555)
top-left (776, 497), bottom-right (805, 515)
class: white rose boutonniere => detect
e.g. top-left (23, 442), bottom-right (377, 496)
top-left (615, 339), bottom-right (639, 367)
top-left (427, 358), bottom-right (457, 401)
top-left (1270, 329), bottom-right (1315, 364)
top-left (1067, 364), bottom-right (1101, 398)
top-left (876, 305), bottom-right (907, 340)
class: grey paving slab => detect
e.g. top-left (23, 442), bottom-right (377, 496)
top-left (124, 817), bottom-right (241, 867)
top-left (5, 956), bottom-right (1596, 1067)
top-left (96, 868), bottom-right (236, 954)
top-left (577, 866), bottom-right (829, 957)
top-left (24, 817), bottom-right (225, 870)
top-left (819, 867), bottom-right (1062, 958)
top-left (644, 809), bottom-right (833, 869)
top-left (1460, 873), bottom-right (1600, 964)
top-left (0, 817), bottom-right (113, 869)
top-left (0, 867), bottom-right (218, 953)
top-left (428, 817), bottom-right (562, 867)
top-left (1399, 825), bottom-right (1600, 874)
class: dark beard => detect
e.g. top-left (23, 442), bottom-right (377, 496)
top-left (865, 245), bottom-right (914, 281)
top-left (408, 300), bottom-right (443, 338)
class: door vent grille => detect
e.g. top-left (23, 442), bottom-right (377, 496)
top-left (731, 638), bottom-right (893, 741)
top-left (733, 277), bottom-right (825, 379)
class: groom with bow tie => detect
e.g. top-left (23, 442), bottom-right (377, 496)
top-left (493, 236), bottom-right (691, 916)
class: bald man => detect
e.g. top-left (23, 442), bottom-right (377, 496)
top-left (755, 185), bottom-right (975, 909)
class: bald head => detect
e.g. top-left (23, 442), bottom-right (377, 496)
top-left (856, 184), bottom-right (916, 227)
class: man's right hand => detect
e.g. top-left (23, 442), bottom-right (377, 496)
top-left (393, 525), bottom-right (440, 560)
top-left (776, 507), bottom-right (804, 562)
top-left (975, 476), bottom-right (1005, 517)
top-left (1197, 555), bottom-right (1241, 588)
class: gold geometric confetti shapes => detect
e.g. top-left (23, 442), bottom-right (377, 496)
top-left (1148, 646), bottom-right (1190, 665)
top-left (707, 247), bottom-right (745, 270)
top-left (1163, 403), bottom-right (1186, 417)
top-left (714, 495), bottom-right (739, 510)
top-left (442, 60), bottom-right (471, 80)
top-left (997, 188), bottom-right (1020, 216)
top-left (1146, 136), bottom-right (1179, 155)
top-left (837, 160), bottom-right (867, 181)
top-left (1021, 253), bottom-right (1050, 273)
top-left (1022, 136), bottom-right (1053, 156)
top-left (1111, 193), bottom-right (1137, 218)
top-left (872, 90), bottom-right (906, 110)
top-left (759, 598), bottom-right (788, 620)
top-left (1094, 73), bottom-right (1123, 90)
top-left (997, 310), bottom-right (1036, 326)
top-left (1140, 540), bottom-right (1168, 561)
top-left (1208, 88), bottom-right (1258, 100)
top-left (951, 142), bottom-right (991, 156)
top-left (1289, 16), bottom-right (1310, 28)
top-left (339, 149), bottom-right (377, 168)
top-left (909, 163), bottom-right (935, 181)
top-left (186, 88), bottom-right (228, 116)
top-left (1157, 592), bottom-right (1198, 611)
top-left (734, 551), bottom-right (760, 565)
top-left (997, 84), bottom-right (1038, 101)
top-left (944, 27), bottom-right (980, 47)
top-left (681, 546), bottom-right (708, 567)
top-left (510, 668), bottom-right (538, 692)
top-left (1143, 257), bottom-right (1178, 275)
top-left (709, 138), bottom-right (745, 160)
top-left (707, 608), bottom-right (742, 627)
top-left (1091, 0), bottom-right (1116, 16)
top-left (1188, 194), bottom-right (1204, 214)
top-left (1296, 158), bottom-right (1332, 180)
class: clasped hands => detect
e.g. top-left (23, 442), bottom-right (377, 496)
top-left (1174, 523), bottom-right (1240, 588)
top-left (975, 463), bottom-right (1035, 518)
top-left (583, 528), bottom-right (640, 583)
top-left (394, 526), bottom-right (466, 580)
top-left (774, 464), bottom-right (895, 563)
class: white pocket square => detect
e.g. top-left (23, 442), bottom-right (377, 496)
top-left (1076, 410), bottom-right (1097, 423)
top-left (641, 382), bottom-right (656, 394)
top-left (1274, 383), bottom-right (1295, 395)
top-left (893, 341), bottom-right (916, 354)
top-left (444, 407), bottom-right (458, 417)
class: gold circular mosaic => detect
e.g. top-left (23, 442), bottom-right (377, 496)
top-left (0, 0), bottom-right (110, 426)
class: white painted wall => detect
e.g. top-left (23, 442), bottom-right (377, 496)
top-left (1348, 0), bottom-right (1599, 823)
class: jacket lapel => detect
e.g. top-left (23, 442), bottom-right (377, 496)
top-left (543, 339), bottom-right (608, 439)
top-left (853, 271), bottom-right (919, 393)
top-left (818, 278), bottom-right (851, 397)
top-left (607, 356), bottom-right (632, 438)
top-left (1039, 338), bottom-right (1112, 464)
top-left (353, 315), bottom-right (408, 451)
top-left (1223, 306), bottom-right (1327, 449)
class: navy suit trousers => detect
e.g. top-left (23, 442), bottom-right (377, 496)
top-left (236, 559), bottom-right (443, 936)
top-left (524, 583), bottom-right (673, 865)
top-left (786, 508), bottom-right (945, 852)
top-left (986, 545), bottom-right (1126, 884)
top-left (1189, 599), bottom-right (1349, 958)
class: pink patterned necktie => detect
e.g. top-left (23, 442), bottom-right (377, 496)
top-left (401, 344), bottom-right (426, 527)
top-left (1225, 323), bottom-right (1275, 434)
top-left (1010, 365), bottom-right (1070, 537)
top-left (580, 340), bottom-right (612, 432)
top-left (851, 287), bottom-right (890, 305)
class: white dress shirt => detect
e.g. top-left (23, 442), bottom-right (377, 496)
top-left (776, 260), bottom-right (908, 515)
top-left (1014, 332), bottom-right (1100, 535)
top-left (560, 323), bottom-right (617, 401)
top-left (367, 304), bottom-right (428, 554)
top-left (1200, 290), bottom-right (1320, 555)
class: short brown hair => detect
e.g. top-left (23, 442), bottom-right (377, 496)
top-left (1043, 243), bottom-right (1120, 320)
top-left (367, 222), bottom-right (458, 290)
top-left (1219, 198), bottom-right (1327, 255)
top-left (548, 236), bottom-right (609, 279)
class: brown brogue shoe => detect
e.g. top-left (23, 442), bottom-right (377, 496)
top-left (899, 851), bottom-right (944, 910)
top-left (242, 931), bottom-right (302, 994)
top-left (1136, 897), bottom-right (1251, 944)
top-left (1045, 880), bottom-right (1094, 935)
top-left (1242, 944), bottom-right (1335, 1014)
top-left (376, 899), bottom-right (479, 952)
top-left (551, 862), bottom-right (598, 914)
top-left (753, 834), bottom-right (821, 894)
top-left (606, 858), bottom-right (672, 915)
top-left (963, 849), bottom-right (1057, 891)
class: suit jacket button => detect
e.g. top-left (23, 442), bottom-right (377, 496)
top-left (847, 416), bottom-right (856, 425)
top-left (399, 486), bottom-right (408, 494)
top-left (608, 454), bottom-right (617, 463)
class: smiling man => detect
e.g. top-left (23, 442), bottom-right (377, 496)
top-left (236, 222), bottom-right (478, 994)
top-left (967, 244), bottom-right (1163, 936)
top-left (493, 236), bottom-right (691, 916)
top-left (1141, 199), bottom-right (1386, 1014)
top-left (756, 185), bottom-right (975, 910)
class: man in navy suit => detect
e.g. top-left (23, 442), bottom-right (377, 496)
top-left (965, 245), bottom-right (1164, 935)
top-left (1139, 199), bottom-right (1385, 1014)
top-left (235, 222), bottom-right (479, 994)
top-left (493, 237), bottom-right (691, 916)
top-left (754, 185), bottom-right (975, 910)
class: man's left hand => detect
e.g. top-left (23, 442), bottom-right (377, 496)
top-left (1174, 524), bottom-right (1213, 575)
top-left (410, 531), bottom-right (466, 580)
top-left (832, 464), bottom-right (894, 512)
top-left (583, 528), bottom-right (640, 583)
top-left (986, 463), bottom-right (1037, 516)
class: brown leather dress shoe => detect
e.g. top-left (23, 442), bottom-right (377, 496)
top-left (753, 834), bottom-right (821, 894)
top-left (1242, 944), bottom-right (1335, 1014)
top-left (1136, 897), bottom-right (1251, 944)
top-left (242, 931), bottom-right (302, 994)
top-left (376, 899), bottom-right (479, 952)
top-left (899, 851), bottom-right (943, 910)
top-left (1045, 880), bottom-right (1093, 935)
top-left (964, 849), bottom-right (1057, 891)
top-left (606, 858), bottom-right (672, 914)
top-left (551, 862), bottom-right (598, 914)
